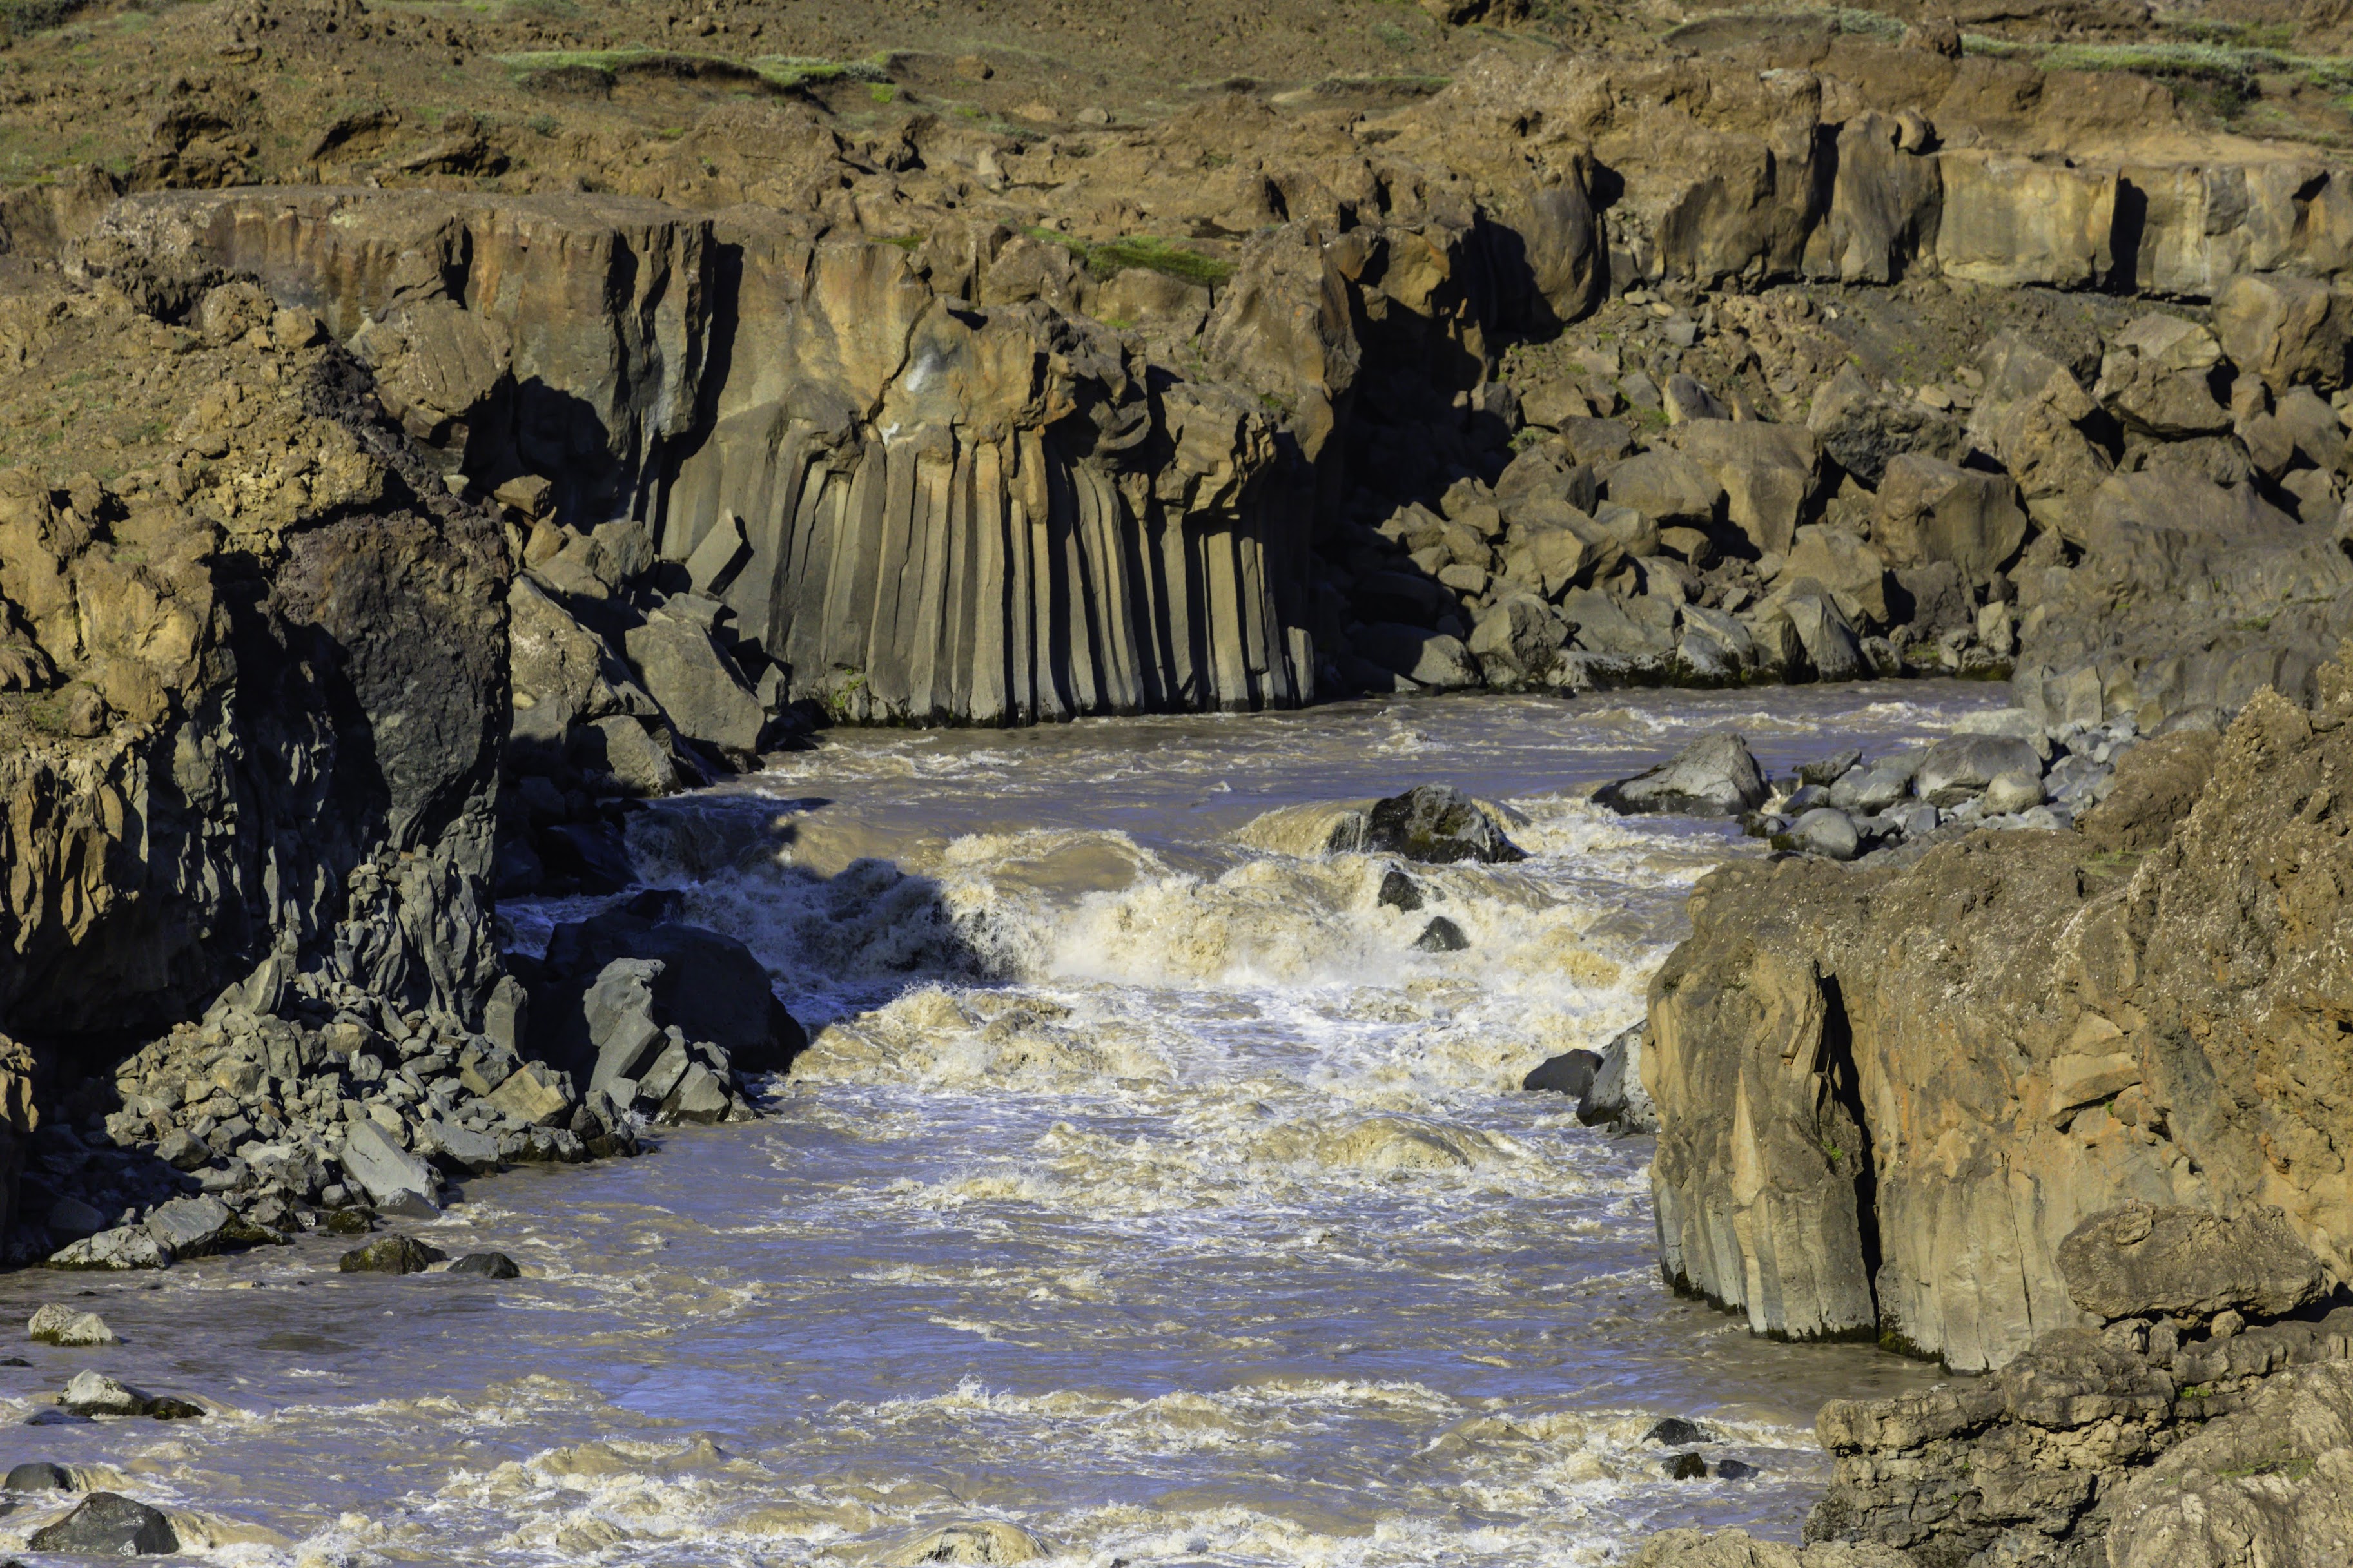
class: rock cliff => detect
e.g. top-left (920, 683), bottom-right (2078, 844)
top-left (1646, 654), bottom-right (2353, 1373)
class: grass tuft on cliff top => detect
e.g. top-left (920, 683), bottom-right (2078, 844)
top-left (496, 47), bottom-right (891, 93)
top-left (1028, 230), bottom-right (1238, 290)
top-left (1962, 32), bottom-right (2353, 102)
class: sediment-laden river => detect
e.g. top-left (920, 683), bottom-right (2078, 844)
top-left (1, 686), bottom-right (1999, 1566)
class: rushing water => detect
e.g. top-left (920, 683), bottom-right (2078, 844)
top-left (1, 686), bottom-right (2002, 1567)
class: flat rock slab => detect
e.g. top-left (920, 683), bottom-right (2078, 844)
top-left (28, 1492), bottom-right (179, 1555)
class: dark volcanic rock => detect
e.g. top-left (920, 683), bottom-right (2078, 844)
top-left (28, 1493), bottom-right (178, 1554)
top-left (1355, 786), bottom-right (1526, 864)
top-left (338, 1235), bottom-right (447, 1275)
top-left (1522, 1049), bottom-right (1602, 1097)
top-left (449, 1252), bottom-right (522, 1279)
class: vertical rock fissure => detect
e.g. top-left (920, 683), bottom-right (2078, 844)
top-left (1817, 973), bottom-right (1884, 1328)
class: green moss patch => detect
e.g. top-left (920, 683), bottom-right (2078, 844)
top-left (1029, 229), bottom-right (1237, 289)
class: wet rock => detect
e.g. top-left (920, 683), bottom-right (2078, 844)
top-left (449, 1252), bottom-right (521, 1279)
top-left (1413, 916), bottom-right (1470, 953)
top-left (45, 1226), bottom-right (171, 1272)
top-left (337, 1121), bottom-right (442, 1217)
top-left (27, 1492), bottom-right (179, 1556)
top-left (1577, 1022), bottom-right (1658, 1134)
top-left (623, 610), bottom-right (765, 757)
top-left (881, 1520), bottom-right (1046, 1566)
top-left (1646, 1417), bottom-right (1706, 1446)
top-left (144, 1397), bottom-right (204, 1421)
top-left (337, 1234), bottom-right (447, 1275)
top-left (1596, 732), bottom-right (1768, 817)
top-left (5, 1461), bottom-right (75, 1491)
top-left (1522, 1049), bottom-right (1601, 1097)
top-left (141, 1194), bottom-right (237, 1257)
top-left (535, 906), bottom-right (805, 1078)
top-left (1376, 868), bottom-right (1426, 913)
top-left (1354, 785), bottom-right (1525, 865)
top-left (1715, 1459), bottom-right (1759, 1480)
top-left (324, 1206), bottom-right (376, 1235)
top-left (59, 1370), bottom-right (150, 1417)
top-left (1661, 1453), bottom-right (1708, 1480)
top-left (661, 1061), bottom-right (734, 1123)
top-left (2057, 1203), bottom-right (2327, 1323)
top-left (26, 1306), bottom-right (116, 1346)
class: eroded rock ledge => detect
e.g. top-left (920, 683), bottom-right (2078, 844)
top-left (1635, 652), bottom-right (2353, 1564)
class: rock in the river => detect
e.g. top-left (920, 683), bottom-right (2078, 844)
top-left (1576, 1022), bottom-right (1657, 1134)
top-left (337, 1122), bottom-right (442, 1217)
top-left (1376, 868), bottom-right (1426, 912)
top-left (5, 1460), bottom-right (75, 1490)
top-left (485, 1061), bottom-right (578, 1128)
top-left (1595, 733), bottom-right (1768, 817)
top-left (1522, 1049), bottom-right (1602, 1096)
top-left (1646, 1417), bottom-right (1706, 1446)
top-left (534, 904), bottom-right (806, 1078)
top-left (2056, 1203), bottom-right (2327, 1322)
top-left (45, 1226), bottom-right (171, 1272)
top-left (449, 1252), bottom-right (522, 1279)
top-left (59, 1370), bottom-right (151, 1416)
top-left (1413, 916), bottom-right (1470, 953)
top-left (141, 1194), bottom-right (239, 1257)
top-left (881, 1520), bottom-right (1046, 1566)
top-left (1352, 785), bottom-right (1526, 864)
top-left (1661, 1453), bottom-right (1708, 1480)
top-left (27, 1492), bottom-right (179, 1555)
top-left (26, 1306), bottom-right (116, 1346)
top-left (338, 1235), bottom-right (447, 1275)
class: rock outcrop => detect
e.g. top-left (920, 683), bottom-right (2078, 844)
top-left (1646, 654), bottom-right (2353, 1373)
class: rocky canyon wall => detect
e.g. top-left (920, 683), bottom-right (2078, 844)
top-left (1645, 659), bottom-right (2353, 1374)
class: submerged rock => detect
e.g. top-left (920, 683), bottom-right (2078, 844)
top-left (880, 1520), bottom-right (1046, 1566)
top-left (338, 1235), bottom-right (447, 1275)
top-left (1596, 733), bottom-right (1768, 817)
top-left (1413, 916), bottom-right (1470, 952)
top-left (1376, 867), bottom-right (1427, 912)
top-left (449, 1252), bottom-right (522, 1279)
top-left (1522, 1049), bottom-right (1602, 1097)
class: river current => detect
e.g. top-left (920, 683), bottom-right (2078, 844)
top-left (1, 686), bottom-right (2000, 1566)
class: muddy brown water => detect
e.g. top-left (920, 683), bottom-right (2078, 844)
top-left (1, 686), bottom-right (2000, 1566)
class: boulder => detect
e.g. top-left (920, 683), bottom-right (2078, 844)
top-left (532, 905), bottom-right (806, 1078)
top-left (449, 1251), bottom-right (522, 1279)
top-left (1577, 1021), bottom-right (1657, 1133)
top-left (2214, 271), bottom-right (2347, 393)
top-left (880, 1521), bottom-right (1046, 1567)
top-left (2076, 731), bottom-right (2220, 853)
top-left (61, 1369), bottom-right (151, 1416)
top-left (623, 609), bottom-right (765, 757)
top-left (1467, 595), bottom-right (1565, 686)
top-left (1523, 1050), bottom-right (1603, 1096)
top-left (1354, 785), bottom-right (1525, 864)
top-left (338, 1234), bottom-right (447, 1275)
top-left (2056, 1203), bottom-right (2327, 1322)
top-left (1772, 590), bottom-right (1864, 682)
top-left (2094, 315), bottom-right (2232, 438)
top-left (1376, 868), bottom-right (1425, 912)
top-left (1605, 450), bottom-right (1723, 526)
top-left (337, 1121), bottom-right (442, 1217)
top-left (6, 1460), bottom-right (75, 1489)
top-left (1981, 771), bottom-right (2044, 815)
top-left (46, 1226), bottom-right (171, 1272)
top-left (27, 1306), bottom-right (116, 1346)
top-left (141, 1194), bottom-right (237, 1258)
top-left (28, 1492), bottom-right (179, 1556)
top-left (1676, 603), bottom-right (1759, 682)
top-left (1354, 624), bottom-right (1481, 690)
top-left (1913, 734), bottom-right (2043, 804)
top-left (485, 1061), bottom-right (578, 1127)
top-left (1806, 364), bottom-right (1966, 489)
top-left (1558, 586), bottom-right (1677, 658)
top-left (1782, 807), bottom-right (1860, 861)
top-left (1873, 455), bottom-right (2029, 585)
top-left (1775, 526), bottom-right (1891, 627)
top-left (415, 1118), bottom-right (502, 1176)
top-left (1597, 733), bottom-right (1767, 817)
top-left (1412, 916), bottom-right (1470, 953)
top-left (1678, 420), bottom-right (1822, 556)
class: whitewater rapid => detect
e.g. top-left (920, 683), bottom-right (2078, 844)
top-left (0, 686), bottom-right (1996, 1566)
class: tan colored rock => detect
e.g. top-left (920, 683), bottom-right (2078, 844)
top-left (1775, 525), bottom-right (1891, 627)
top-left (1677, 420), bottom-right (1819, 556)
top-left (1934, 151), bottom-right (2116, 289)
top-left (2214, 271), bottom-right (2347, 394)
top-left (1873, 454), bottom-right (2028, 585)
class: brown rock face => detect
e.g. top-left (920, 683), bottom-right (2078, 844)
top-left (1646, 658), bottom-right (2353, 1374)
top-left (0, 282), bottom-right (509, 1234)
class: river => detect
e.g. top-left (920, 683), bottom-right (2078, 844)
top-left (1, 684), bottom-right (1998, 1566)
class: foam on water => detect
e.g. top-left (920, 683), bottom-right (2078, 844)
top-left (0, 685), bottom-right (2002, 1566)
